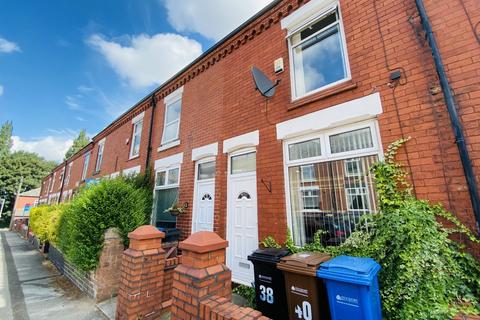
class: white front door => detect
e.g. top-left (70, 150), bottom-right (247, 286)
top-left (227, 151), bottom-right (258, 285)
top-left (192, 160), bottom-right (216, 232)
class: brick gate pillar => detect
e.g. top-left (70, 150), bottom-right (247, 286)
top-left (116, 225), bottom-right (166, 320)
top-left (171, 231), bottom-right (231, 320)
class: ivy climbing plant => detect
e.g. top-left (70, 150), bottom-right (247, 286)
top-left (263, 138), bottom-right (480, 319)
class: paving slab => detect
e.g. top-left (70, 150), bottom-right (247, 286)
top-left (1, 231), bottom-right (106, 320)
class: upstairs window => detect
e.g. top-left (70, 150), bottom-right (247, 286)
top-left (130, 119), bottom-right (143, 158)
top-left (95, 140), bottom-right (105, 173)
top-left (288, 5), bottom-right (350, 99)
top-left (65, 163), bottom-right (72, 186)
top-left (161, 87), bottom-right (183, 146)
top-left (81, 152), bottom-right (90, 181)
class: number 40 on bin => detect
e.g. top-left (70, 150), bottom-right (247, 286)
top-left (294, 301), bottom-right (312, 320)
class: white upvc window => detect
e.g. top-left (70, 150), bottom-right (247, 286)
top-left (95, 139), bottom-right (105, 173)
top-left (81, 152), bottom-right (91, 181)
top-left (284, 120), bottom-right (382, 247)
top-left (130, 118), bottom-right (143, 159)
top-left (161, 87), bottom-right (183, 147)
top-left (284, 1), bottom-right (350, 100)
top-left (155, 167), bottom-right (180, 189)
top-left (50, 173), bottom-right (56, 192)
top-left (65, 163), bottom-right (72, 186)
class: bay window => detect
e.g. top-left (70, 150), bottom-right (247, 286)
top-left (153, 167), bottom-right (180, 228)
top-left (285, 121), bottom-right (381, 246)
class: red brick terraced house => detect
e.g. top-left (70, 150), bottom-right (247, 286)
top-left (39, 0), bottom-right (480, 283)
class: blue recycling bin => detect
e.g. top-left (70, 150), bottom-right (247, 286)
top-left (316, 256), bottom-right (382, 320)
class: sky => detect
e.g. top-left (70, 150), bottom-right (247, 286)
top-left (0, 0), bottom-right (272, 162)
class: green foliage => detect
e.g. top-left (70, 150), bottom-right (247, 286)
top-left (58, 177), bottom-right (150, 271)
top-left (64, 129), bottom-right (89, 160)
top-left (29, 204), bottom-right (66, 245)
top-left (232, 284), bottom-right (256, 308)
top-left (0, 150), bottom-right (56, 222)
top-left (266, 139), bottom-right (480, 319)
top-left (260, 236), bottom-right (281, 249)
top-left (0, 121), bottom-right (13, 159)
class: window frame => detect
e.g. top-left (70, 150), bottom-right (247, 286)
top-left (95, 140), bottom-right (105, 173)
top-left (282, 119), bottom-right (383, 246)
top-left (161, 89), bottom-right (183, 146)
top-left (286, 2), bottom-right (351, 100)
top-left (154, 166), bottom-right (181, 190)
top-left (81, 151), bottom-right (91, 181)
top-left (129, 118), bottom-right (143, 159)
top-left (65, 162), bottom-right (72, 186)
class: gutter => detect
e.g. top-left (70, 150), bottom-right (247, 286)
top-left (416, 0), bottom-right (480, 233)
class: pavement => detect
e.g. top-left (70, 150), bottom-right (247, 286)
top-left (0, 230), bottom-right (107, 320)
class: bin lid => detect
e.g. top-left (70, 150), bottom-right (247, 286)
top-left (277, 252), bottom-right (331, 276)
top-left (248, 248), bottom-right (290, 264)
top-left (317, 255), bottom-right (381, 286)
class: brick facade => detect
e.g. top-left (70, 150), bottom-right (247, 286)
top-left (40, 0), bottom-right (480, 257)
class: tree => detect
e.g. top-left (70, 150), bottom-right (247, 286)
top-left (0, 151), bottom-right (56, 224)
top-left (64, 130), bottom-right (89, 160)
top-left (0, 121), bottom-right (13, 158)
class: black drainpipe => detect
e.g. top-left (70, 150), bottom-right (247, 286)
top-left (416, 0), bottom-right (480, 233)
top-left (145, 93), bottom-right (157, 171)
top-left (58, 160), bottom-right (67, 204)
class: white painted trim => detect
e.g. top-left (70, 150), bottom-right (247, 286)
top-left (158, 139), bottom-right (180, 152)
top-left (131, 111), bottom-right (145, 124)
top-left (191, 142), bottom-right (219, 161)
top-left (276, 93), bottom-right (383, 140)
top-left (154, 152), bottom-right (184, 170)
top-left (281, 0), bottom-right (338, 33)
top-left (98, 137), bottom-right (106, 145)
top-left (223, 130), bottom-right (259, 154)
top-left (164, 86), bottom-right (184, 105)
top-left (110, 171), bottom-right (120, 178)
top-left (122, 165), bottom-right (141, 176)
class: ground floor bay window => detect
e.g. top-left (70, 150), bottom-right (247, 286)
top-left (285, 121), bottom-right (381, 246)
top-left (153, 167), bottom-right (180, 229)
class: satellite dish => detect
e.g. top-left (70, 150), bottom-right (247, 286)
top-left (251, 66), bottom-right (280, 98)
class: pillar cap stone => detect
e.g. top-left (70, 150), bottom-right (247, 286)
top-left (128, 225), bottom-right (165, 240)
top-left (179, 231), bottom-right (228, 253)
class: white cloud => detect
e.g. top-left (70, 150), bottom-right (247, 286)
top-left (11, 135), bottom-right (73, 162)
top-left (65, 95), bottom-right (81, 110)
top-left (0, 36), bottom-right (21, 53)
top-left (87, 33), bottom-right (203, 88)
top-left (77, 85), bottom-right (94, 93)
top-left (0, 85), bottom-right (3, 96)
top-left (163, 0), bottom-right (273, 41)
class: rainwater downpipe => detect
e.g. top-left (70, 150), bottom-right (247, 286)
top-left (145, 93), bottom-right (157, 172)
top-left (416, 0), bottom-right (480, 233)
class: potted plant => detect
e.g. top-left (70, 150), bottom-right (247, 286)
top-left (164, 202), bottom-right (186, 216)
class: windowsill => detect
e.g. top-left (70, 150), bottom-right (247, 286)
top-left (158, 140), bottom-right (180, 152)
top-left (93, 171), bottom-right (100, 176)
top-left (288, 80), bottom-right (358, 111)
top-left (128, 154), bottom-right (140, 161)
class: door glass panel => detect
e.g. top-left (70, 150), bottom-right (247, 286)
top-left (198, 161), bottom-right (216, 180)
top-left (231, 152), bottom-right (256, 174)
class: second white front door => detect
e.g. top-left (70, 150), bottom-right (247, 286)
top-left (227, 151), bottom-right (258, 285)
top-left (192, 160), bottom-right (216, 232)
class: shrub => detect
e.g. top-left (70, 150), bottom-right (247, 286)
top-left (58, 176), bottom-right (150, 271)
top-left (262, 139), bottom-right (480, 319)
top-left (29, 204), bottom-right (66, 244)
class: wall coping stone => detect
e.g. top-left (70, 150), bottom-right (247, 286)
top-left (128, 225), bottom-right (165, 240)
top-left (179, 231), bottom-right (228, 253)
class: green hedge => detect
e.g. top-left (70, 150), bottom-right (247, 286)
top-left (29, 204), bottom-right (65, 244)
top-left (58, 176), bottom-right (151, 271)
